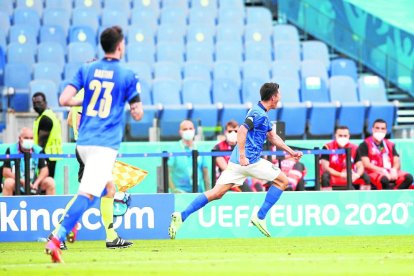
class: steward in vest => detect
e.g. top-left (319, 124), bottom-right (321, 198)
top-left (32, 92), bottom-right (63, 178)
top-left (358, 119), bottom-right (413, 189)
top-left (320, 125), bottom-right (370, 190)
top-left (2, 127), bottom-right (55, 195)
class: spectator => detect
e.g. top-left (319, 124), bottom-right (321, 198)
top-left (358, 119), bottom-right (413, 190)
top-left (168, 120), bottom-right (210, 193)
top-left (32, 92), bottom-right (63, 178)
top-left (320, 126), bottom-right (370, 190)
top-left (2, 127), bottom-right (55, 196)
top-left (213, 120), bottom-right (252, 192)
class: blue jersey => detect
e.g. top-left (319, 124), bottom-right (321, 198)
top-left (69, 58), bottom-right (140, 150)
top-left (230, 102), bottom-right (272, 164)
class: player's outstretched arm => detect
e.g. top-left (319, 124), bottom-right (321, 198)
top-left (267, 131), bottom-right (303, 160)
top-left (130, 101), bottom-right (143, 121)
top-left (59, 85), bottom-right (82, 107)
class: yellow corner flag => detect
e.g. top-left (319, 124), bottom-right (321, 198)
top-left (112, 161), bottom-right (148, 192)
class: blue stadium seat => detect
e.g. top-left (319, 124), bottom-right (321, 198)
top-left (188, 7), bottom-right (216, 27)
top-left (308, 103), bottom-right (337, 137)
top-left (216, 23), bottom-right (243, 44)
top-left (69, 26), bottom-right (97, 47)
top-left (366, 103), bottom-right (396, 134)
top-left (130, 7), bottom-right (159, 31)
top-left (191, 0), bottom-right (218, 11)
top-left (220, 104), bottom-right (248, 126)
top-left (0, 0), bottom-right (14, 16)
top-left (29, 80), bottom-right (59, 109)
top-left (218, 8), bottom-right (245, 27)
top-left (126, 105), bottom-right (158, 140)
top-left (37, 42), bottom-right (65, 68)
top-left (127, 24), bottom-right (155, 45)
top-left (219, 0), bottom-right (244, 13)
top-left (301, 76), bottom-right (329, 102)
top-left (68, 42), bottom-right (96, 63)
top-left (278, 103), bottom-right (307, 138)
top-left (182, 78), bottom-right (212, 104)
top-left (330, 58), bottom-right (358, 81)
top-left (162, 0), bottom-right (188, 9)
top-left (160, 7), bottom-right (187, 28)
top-left (329, 76), bottom-right (358, 102)
top-left (152, 78), bottom-right (182, 105)
top-left (358, 75), bottom-right (387, 102)
top-left (132, 0), bottom-right (159, 12)
top-left (272, 60), bottom-right (300, 83)
top-left (183, 61), bottom-right (211, 85)
top-left (101, 9), bottom-right (128, 30)
top-left (154, 61), bottom-right (182, 81)
top-left (215, 41), bottom-right (243, 64)
top-left (33, 62), bottom-right (62, 86)
top-left (43, 8), bottom-right (71, 33)
top-left (127, 42), bottom-right (155, 66)
top-left (156, 41), bottom-right (184, 64)
top-left (16, 0), bottom-right (43, 16)
top-left (157, 24), bottom-right (186, 44)
top-left (0, 29), bottom-right (6, 52)
top-left (64, 62), bottom-right (82, 81)
top-left (213, 61), bottom-right (241, 87)
top-left (9, 24), bottom-right (38, 47)
top-left (244, 41), bottom-right (273, 65)
top-left (274, 41), bottom-right (301, 69)
top-left (274, 77), bottom-right (300, 102)
top-left (125, 61), bottom-right (152, 84)
top-left (301, 60), bottom-right (329, 83)
top-left (212, 78), bottom-right (241, 104)
top-left (190, 104), bottom-right (219, 139)
top-left (243, 60), bottom-right (271, 80)
top-left (187, 24), bottom-right (215, 45)
top-left (242, 77), bottom-right (267, 104)
top-left (45, 0), bottom-right (73, 10)
top-left (244, 24), bottom-right (272, 46)
top-left (74, 0), bottom-right (102, 10)
top-left (158, 105), bottom-right (191, 140)
top-left (0, 11), bottom-right (10, 34)
top-left (336, 103), bottom-right (366, 137)
top-left (302, 41), bottom-right (330, 69)
top-left (7, 42), bottom-right (36, 67)
top-left (103, 0), bottom-right (130, 12)
top-left (39, 25), bottom-right (67, 49)
top-left (0, 47), bottom-right (5, 85)
top-left (5, 63), bottom-right (32, 90)
top-left (13, 8), bottom-right (41, 32)
top-left (273, 24), bottom-right (300, 43)
top-left (246, 7), bottom-right (272, 29)
top-left (186, 41), bottom-right (214, 64)
top-left (71, 7), bottom-right (100, 32)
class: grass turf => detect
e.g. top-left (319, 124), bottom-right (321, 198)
top-left (1, 236), bottom-right (414, 275)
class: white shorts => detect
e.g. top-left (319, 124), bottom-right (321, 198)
top-left (76, 145), bottom-right (118, 197)
top-left (216, 159), bottom-right (281, 186)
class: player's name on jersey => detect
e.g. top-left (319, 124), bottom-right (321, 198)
top-left (94, 69), bottom-right (114, 79)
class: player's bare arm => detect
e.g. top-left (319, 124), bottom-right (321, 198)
top-left (59, 85), bottom-right (83, 107)
top-left (267, 131), bottom-right (303, 160)
top-left (237, 125), bottom-right (249, 166)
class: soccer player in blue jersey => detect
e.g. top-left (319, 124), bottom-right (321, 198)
top-left (168, 82), bottom-right (302, 239)
top-left (45, 26), bottom-right (143, 263)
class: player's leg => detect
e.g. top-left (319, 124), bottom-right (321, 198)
top-left (169, 162), bottom-right (245, 239)
top-left (250, 159), bottom-right (286, 237)
top-left (101, 182), bottom-right (133, 249)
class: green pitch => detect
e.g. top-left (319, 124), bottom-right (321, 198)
top-left (1, 236), bottom-right (414, 275)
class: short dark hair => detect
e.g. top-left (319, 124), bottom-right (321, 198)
top-left (100, 26), bottom-right (124, 54)
top-left (335, 125), bottom-right (349, 132)
top-left (32, 92), bottom-right (46, 102)
top-left (260, 82), bottom-right (279, 101)
top-left (225, 120), bottom-right (238, 130)
top-left (373, 118), bottom-right (387, 127)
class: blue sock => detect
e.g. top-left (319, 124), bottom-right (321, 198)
top-left (257, 186), bottom-right (283, 220)
top-left (56, 194), bottom-right (92, 242)
top-left (181, 193), bottom-right (209, 222)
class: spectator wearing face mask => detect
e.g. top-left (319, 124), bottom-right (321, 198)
top-left (358, 119), bottom-right (413, 190)
top-left (320, 125), bottom-right (370, 190)
top-left (2, 127), bottom-right (55, 196)
top-left (212, 120), bottom-right (252, 192)
top-left (168, 120), bottom-right (210, 193)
